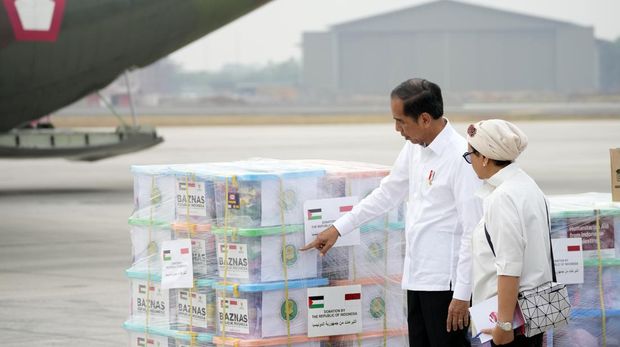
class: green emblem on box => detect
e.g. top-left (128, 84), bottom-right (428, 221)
top-left (283, 244), bottom-right (299, 266)
top-left (281, 298), bottom-right (298, 321)
top-left (369, 297), bottom-right (385, 319)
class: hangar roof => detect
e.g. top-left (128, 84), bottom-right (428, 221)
top-left (332, 0), bottom-right (590, 33)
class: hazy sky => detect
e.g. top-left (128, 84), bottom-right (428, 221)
top-left (170, 0), bottom-right (620, 72)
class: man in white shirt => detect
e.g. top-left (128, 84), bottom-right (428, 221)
top-left (302, 78), bottom-right (483, 347)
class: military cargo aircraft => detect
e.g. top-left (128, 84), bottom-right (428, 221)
top-left (0, 0), bottom-right (270, 161)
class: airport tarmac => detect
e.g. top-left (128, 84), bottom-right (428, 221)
top-left (0, 120), bottom-right (619, 346)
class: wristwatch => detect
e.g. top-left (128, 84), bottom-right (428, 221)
top-left (496, 321), bottom-right (513, 332)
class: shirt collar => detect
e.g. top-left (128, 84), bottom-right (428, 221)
top-left (425, 118), bottom-right (454, 155)
top-left (475, 162), bottom-right (520, 199)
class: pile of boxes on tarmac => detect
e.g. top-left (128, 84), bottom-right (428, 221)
top-left (124, 158), bottom-right (409, 346)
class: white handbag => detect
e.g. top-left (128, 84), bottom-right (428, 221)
top-left (484, 200), bottom-right (571, 337)
top-left (516, 281), bottom-right (570, 337)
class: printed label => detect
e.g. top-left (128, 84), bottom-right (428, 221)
top-left (567, 216), bottom-right (615, 258)
top-left (217, 297), bottom-right (249, 334)
top-left (307, 284), bottom-right (362, 337)
top-left (228, 189), bottom-right (240, 209)
top-left (131, 333), bottom-right (168, 347)
top-left (132, 280), bottom-right (169, 318)
top-left (216, 242), bottom-right (249, 279)
top-left (177, 290), bottom-right (208, 329)
top-left (177, 180), bottom-right (207, 217)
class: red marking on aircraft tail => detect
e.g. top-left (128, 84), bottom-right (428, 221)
top-left (4, 0), bottom-right (66, 42)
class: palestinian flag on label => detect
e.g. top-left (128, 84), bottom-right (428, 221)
top-left (307, 208), bottom-right (322, 220)
top-left (220, 298), bottom-right (238, 309)
top-left (308, 295), bottom-right (324, 309)
top-left (137, 337), bottom-right (154, 346)
top-left (180, 291), bottom-right (188, 300)
top-left (163, 250), bottom-right (172, 261)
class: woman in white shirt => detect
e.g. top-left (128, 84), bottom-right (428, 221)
top-left (463, 119), bottom-right (553, 347)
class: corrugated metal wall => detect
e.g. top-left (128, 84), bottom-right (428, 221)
top-left (302, 1), bottom-right (598, 95)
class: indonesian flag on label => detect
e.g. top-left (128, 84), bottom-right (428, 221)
top-left (344, 292), bottom-right (361, 301)
top-left (339, 205), bottom-right (353, 213)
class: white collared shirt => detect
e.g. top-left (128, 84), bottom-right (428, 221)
top-left (472, 163), bottom-right (553, 304)
top-left (333, 121), bottom-right (483, 300)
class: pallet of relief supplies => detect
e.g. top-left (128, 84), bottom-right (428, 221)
top-left (547, 193), bottom-right (620, 347)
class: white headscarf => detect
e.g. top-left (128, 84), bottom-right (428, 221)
top-left (466, 119), bottom-right (528, 161)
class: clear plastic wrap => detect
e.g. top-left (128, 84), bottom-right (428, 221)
top-left (547, 193), bottom-right (620, 347)
top-left (126, 159), bottom-right (409, 346)
top-left (124, 320), bottom-right (215, 346)
top-left (132, 164), bottom-right (176, 223)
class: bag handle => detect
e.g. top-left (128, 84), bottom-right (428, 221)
top-left (484, 198), bottom-right (557, 282)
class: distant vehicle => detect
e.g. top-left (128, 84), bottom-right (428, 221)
top-left (0, 0), bottom-right (270, 161)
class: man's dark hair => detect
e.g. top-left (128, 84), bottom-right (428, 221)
top-left (390, 78), bottom-right (444, 120)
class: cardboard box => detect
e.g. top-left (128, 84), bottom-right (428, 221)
top-left (611, 148), bottom-right (620, 202)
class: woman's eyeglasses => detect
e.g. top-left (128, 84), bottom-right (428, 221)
top-left (462, 151), bottom-right (476, 164)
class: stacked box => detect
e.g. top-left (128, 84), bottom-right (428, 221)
top-left (127, 271), bottom-right (173, 330)
top-left (169, 162), bottom-right (325, 283)
top-left (172, 223), bottom-right (217, 281)
top-left (132, 164), bottom-right (176, 223)
top-left (170, 164), bottom-right (221, 225)
top-left (210, 162), bottom-right (325, 228)
top-left (547, 193), bottom-right (620, 346)
top-left (291, 160), bottom-right (405, 282)
top-left (212, 225), bottom-right (320, 283)
top-left (126, 270), bottom-right (217, 334)
top-left (173, 279), bottom-right (217, 334)
top-left (213, 278), bottom-right (329, 339)
top-left (129, 219), bottom-right (173, 273)
top-left (330, 278), bottom-right (407, 333)
top-left (288, 160), bottom-right (408, 345)
top-left (124, 320), bottom-right (215, 347)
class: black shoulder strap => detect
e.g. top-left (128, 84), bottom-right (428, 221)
top-left (545, 199), bottom-right (557, 282)
top-left (484, 224), bottom-right (496, 257)
top-left (484, 197), bottom-right (556, 282)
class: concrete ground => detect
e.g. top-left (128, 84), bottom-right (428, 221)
top-left (0, 120), bottom-right (619, 346)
